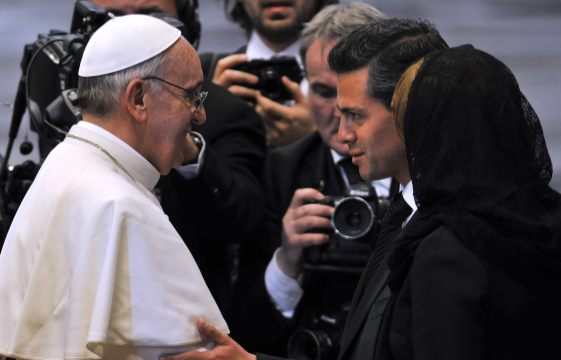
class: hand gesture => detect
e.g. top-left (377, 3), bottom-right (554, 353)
top-left (212, 54), bottom-right (259, 101)
top-left (255, 76), bottom-right (315, 148)
top-left (161, 319), bottom-right (255, 360)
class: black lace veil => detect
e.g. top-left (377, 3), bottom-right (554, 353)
top-left (396, 46), bottom-right (561, 291)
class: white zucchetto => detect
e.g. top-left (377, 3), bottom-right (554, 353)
top-left (78, 14), bottom-right (181, 77)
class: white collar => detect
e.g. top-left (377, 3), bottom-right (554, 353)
top-left (402, 181), bottom-right (417, 212)
top-left (246, 31), bottom-right (303, 67)
top-left (68, 121), bottom-right (160, 191)
top-left (401, 181), bottom-right (417, 225)
top-left (330, 149), bottom-right (346, 165)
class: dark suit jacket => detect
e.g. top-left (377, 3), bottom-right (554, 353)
top-left (386, 225), bottom-right (561, 360)
top-left (158, 79), bottom-right (267, 313)
top-left (337, 209), bottom-right (413, 360)
top-left (229, 132), bottom-right (368, 356)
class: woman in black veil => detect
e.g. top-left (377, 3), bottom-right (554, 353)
top-left (378, 46), bottom-right (561, 360)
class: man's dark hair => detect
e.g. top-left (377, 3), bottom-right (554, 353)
top-left (328, 18), bottom-right (448, 109)
top-left (223, 0), bottom-right (339, 37)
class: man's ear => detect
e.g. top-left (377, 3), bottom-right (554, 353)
top-left (125, 79), bottom-right (148, 122)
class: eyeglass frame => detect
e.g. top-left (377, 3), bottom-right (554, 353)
top-left (141, 76), bottom-right (208, 113)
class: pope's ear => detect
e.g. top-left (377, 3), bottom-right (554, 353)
top-left (125, 79), bottom-right (148, 122)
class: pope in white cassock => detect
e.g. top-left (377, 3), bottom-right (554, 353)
top-left (0, 14), bottom-right (228, 360)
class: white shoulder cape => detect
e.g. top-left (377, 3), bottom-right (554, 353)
top-left (0, 123), bottom-right (228, 359)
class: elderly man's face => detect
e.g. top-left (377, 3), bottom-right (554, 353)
top-left (242, 0), bottom-right (319, 42)
top-left (305, 38), bottom-right (348, 156)
top-left (91, 0), bottom-right (178, 16)
top-left (336, 67), bottom-right (408, 184)
top-left (142, 38), bottom-right (206, 175)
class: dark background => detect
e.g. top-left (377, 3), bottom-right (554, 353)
top-left (1, 0), bottom-right (560, 190)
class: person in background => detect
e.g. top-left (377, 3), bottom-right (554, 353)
top-left (91, 0), bottom-right (267, 313)
top-left (0, 14), bottom-right (227, 360)
top-left (204, 0), bottom-right (339, 147)
top-left (228, 4), bottom-right (394, 357)
top-left (375, 45), bottom-right (561, 360)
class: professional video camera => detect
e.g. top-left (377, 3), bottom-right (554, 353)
top-left (303, 183), bottom-right (390, 274)
top-left (0, 1), bottom-right (186, 241)
top-left (232, 56), bottom-right (303, 102)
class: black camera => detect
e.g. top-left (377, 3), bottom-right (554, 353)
top-left (232, 56), bottom-right (303, 102)
top-left (287, 304), bottom-right (350, 360)
top-left (303, 183), bottom-right (390, 274)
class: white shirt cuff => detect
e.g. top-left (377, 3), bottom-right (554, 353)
top-left (264, 248), bottom-right (303, 319)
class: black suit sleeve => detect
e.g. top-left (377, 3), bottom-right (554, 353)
top-left (401, 227), bottom-right (488, 360)
top-left (228, 148), bottom-right (298, 355)
top-left (256, 353), bottom-right (291, 360)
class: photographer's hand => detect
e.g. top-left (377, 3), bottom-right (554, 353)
top-left (212, 54), bottom-right (259, 100)
top-left (279, 188), bottom-right (333, 278)
top-left (161, 319), bottom-right (255, 360)
top-left (255, 76), bottom-right (315, 148)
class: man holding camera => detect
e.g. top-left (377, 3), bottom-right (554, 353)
top-left (227, 4), bottom-right (395, 358)
top-left (0, 14), bottom-right (228, 359)
top-left (204, 0), bottom-right (338, 147)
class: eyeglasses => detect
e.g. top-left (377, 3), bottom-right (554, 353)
top-left (142, 76), bottom-right (208, 113)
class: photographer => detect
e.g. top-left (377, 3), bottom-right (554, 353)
top-left (203, 0), bottom-right (338, 147)
top-left (227, 4), bottom-right (394, 359)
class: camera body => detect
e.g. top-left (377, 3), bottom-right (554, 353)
top-left (286, 184), bottom-right (390, 360)
top-left (232, 56), bottom-right (303, 102)
top-left (287, 305), bottom-right (349, 360)
top-left (303, 183), bottom-right (390, 274)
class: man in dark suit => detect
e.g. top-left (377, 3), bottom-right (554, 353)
top-left (90, 0), bottom-right (267, 314)
top-left (162, 18), bottom-right (448, 360)
top-left (215, 3), bottom-right (392, 358)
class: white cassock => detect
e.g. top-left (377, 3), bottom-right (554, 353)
top-left (0, 121), bottom-right (228, 360)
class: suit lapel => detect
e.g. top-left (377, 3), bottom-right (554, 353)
top-left (338, 225), bottom-right (403, 360)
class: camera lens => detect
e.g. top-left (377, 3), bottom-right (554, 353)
top-left (288, 329), bottom-right (332, 360)
top-left (332, 197), bottom-right (374, 240)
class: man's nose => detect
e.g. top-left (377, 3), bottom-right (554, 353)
top-left (337, 116), bottom-right (351, 144)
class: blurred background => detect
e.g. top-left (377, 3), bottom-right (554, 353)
top-left (1, 0), bottom-right (560, 190)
